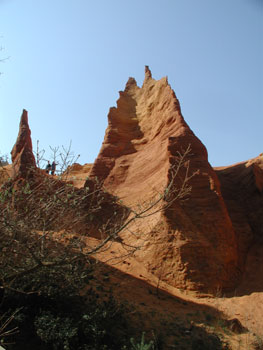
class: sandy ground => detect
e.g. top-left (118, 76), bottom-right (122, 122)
top-left (83, 236), bottom-right (263, 350)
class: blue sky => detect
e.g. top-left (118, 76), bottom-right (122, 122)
top-left (0, 0), bottom-right (262, 167)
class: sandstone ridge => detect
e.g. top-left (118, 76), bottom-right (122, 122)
top-left (5, 72), bottom-right (263, 345)
top-left (10, 69), bottom-right (263, 294)
top-left (87, 67), bottom-right (249, 292)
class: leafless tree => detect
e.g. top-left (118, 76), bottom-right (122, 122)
top-left (34, 140), bottom-right (80, 177)
top-left (0, 44), bottom-right (10, 76)
top-left (0, 145), bottom-right (196, 344)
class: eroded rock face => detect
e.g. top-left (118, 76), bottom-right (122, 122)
top-left (11, 109), bottom-right (36, 178)
top-left (63, 163), bottom-right (93, 188)
top-left (215, 155), bottom-right (263, 269)
top-left (88, 67), bottom-right (240, 292)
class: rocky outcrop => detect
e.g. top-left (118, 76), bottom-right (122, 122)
top-left (215, 155), bottom-right (263, 268)
top-left (63, 163), bottom-right (92, 188)
top-left (11, 109), bottom-right (36, 179)
top-left (250, 156), bottom-right (263, 193)
top-left (87, 67), bottom-right (241, 292)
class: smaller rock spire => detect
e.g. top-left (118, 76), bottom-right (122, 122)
top-left (144, 65), bottom-right (152, 80)
top-left (124, 77), bottom-right (138, 92)
top-left (11, 109), bottom-right (36, 178)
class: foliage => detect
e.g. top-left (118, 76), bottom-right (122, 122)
top-left (0, 154), bottom-right (10, 185)
top-left (129, 332), bottom-right (154, 350)
top-left (0, 145), bottom-right (194, 296)
top-left (0, 145), bottom-right (196, 349)
top-left (0, 173), bottom-right (128, 295)
top-left (0, 155), bottom-right (9, 167)
top-left (1, 280), bottom-right (130, 350)
top-left (34, 140), bottom-right (80, 175)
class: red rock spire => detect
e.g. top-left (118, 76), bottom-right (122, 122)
top-left (11, 109), bottom-right (36, 178)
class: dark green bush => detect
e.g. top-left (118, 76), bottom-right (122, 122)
top-left (2, 284), bottom-right (130, 350)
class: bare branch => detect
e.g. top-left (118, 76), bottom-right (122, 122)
top-left (0, 144), bottom-right (195, 301)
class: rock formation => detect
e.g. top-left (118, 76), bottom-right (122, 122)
top-left (11, 109), bottom-right (36, 179)
top-left (87, 67), bottom-right (242, 292)
top-left (63, 163), bottom-right (93, 188)
top-left (8, 72), bottom-right (262, 294)
top-left (215, 155), bottom-right (263, 269)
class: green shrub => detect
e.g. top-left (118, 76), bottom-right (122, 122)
top-left (130, 332), bottom-right (154, 350)
top-left (34, 312), bottom-right (78, 350)
top-left (2, 289), bottom-right (130, 350)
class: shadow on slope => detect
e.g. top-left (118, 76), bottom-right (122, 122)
top-left (88, 256), bottom-right (247, 349)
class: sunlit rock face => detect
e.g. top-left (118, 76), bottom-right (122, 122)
top-left (11, 109), bottom-right (36, 179)
top-left (87, 67), bottom-right (241, 293)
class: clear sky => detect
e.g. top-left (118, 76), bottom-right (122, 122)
top-left (0, 0), bottom-right (262, 167)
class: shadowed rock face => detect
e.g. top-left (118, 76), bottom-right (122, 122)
top-left (215, 156), bottom-right (263, 270)
top-left (87, 67), bottom-right (241, 292)
top-left (11, 109), bottom-right (36, 178)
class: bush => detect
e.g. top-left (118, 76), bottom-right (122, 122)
top-left (129, 332), bottom-right (154, 350)
top-left (2, 284), bottom-right (130, 350)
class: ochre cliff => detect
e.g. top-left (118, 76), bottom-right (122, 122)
top-left (62, 163), bottom-right (92, 188)
top-left (10, 70), bottom-right (262, 294)
top-left (87, 67), bottom-right (242, 292)
top-left (215, 156), bottom-right (263, 270)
